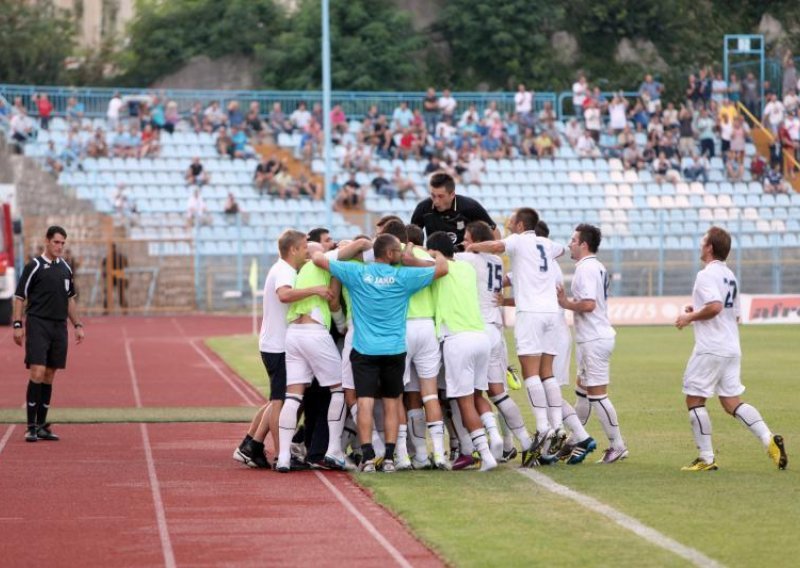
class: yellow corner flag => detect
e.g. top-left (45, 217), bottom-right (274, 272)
top-left (248, 257), bottom-right (259, 295)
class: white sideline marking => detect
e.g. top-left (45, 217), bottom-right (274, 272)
top-left (315, 472), bottom-right (413, 568)
top-left (140, 422), bottom-right (176, 568)
top-left (123, 327), bottom-right (176, 568)
top-left (0, 425), bottom-right (16, 456)
top-left (517, 469), bottom-right (724, 568)
top-left (187, 339), bottom-right (261, 406)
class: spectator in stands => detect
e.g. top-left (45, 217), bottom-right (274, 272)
top-left (331, 104), bottom-right (348, 139)
top-left (342, 142), bottom-right (372, 172)
top-left (164, 101), bottom-right (180, 134)
top-left (764, 165), bottom-right (789, 194)
top-left (215, 126), bottom-right (234, 157)
top-left (783, 51), bottom-right (797, 98)
top-left (301, 116), bottom-right (322, 161)
top-left (535, 129), bottom-right (556, 158)
top-left (391, 166), bottom-right (421, 199)
top-left (438, 88), bottom-right (457, 120)
top-left (608, 93), bottom-right (628, 132)
top-left (186, 157), bottom-right (210, 185)
top-left (750, 153), bottom-right (766, 182)
top-left (564, 118), bottom-right (581, 148)
top-left (65, 97), bottom-right (85, 124)
top-left (518, 127), bottom-right (537, 157)
top-left (203, 101), bottom-right (226, 132)
top-left (783, 89), bottom-right (798, 114)
top-left (576, 129), bottom-right (600, 158)
top-left (246, 101), bottom-right (265, 142)
top-left (336, 171), bottom-right (366, 210)
top-left (677, 105), bottom-right (695, 156)
top-left (695, 108), bottom-right (716, 158)
top-left (397, 127), bottom-right (419, 159)
top-left (622, 142), bottom-right (644, 171)
top-left (186, 188), bottom-right (210, 226)
top-left (9, 108), bottom-right (36, 153)
top-left (711, 71), bottom-right (728, 105)
top-left (422, 87), bottom-right (439, 134)
top-left (371, 169), bottom-right (397, 199)
top-left (44, 141), bottom-right (64, 175)
top-left (227, 101), bottom-right (244, 129)
top-left (663, 101), bottom-right (679, 131)
top-left (725, 150), bottom-right (744, 181)
top-left (224, 192), bottom-right (241, 216)
top-left (652, 151), bottom-right (681, 183)
top-left (267, 102), bottom-right (291, 137)
top-left (599, 127), bottom-right (621, 159)
top-left (253, 154), bottom-right (277, 195)
top-left (742, 72), bottom-right (760, 119)
top-left (107, 92), bottom-right (123, 129)
top-left (572, 74), bottom-right (588, 112)
top-left (33, 93), bottom-right (53, 130)
top-left (584, 100), bottom-right (602, 141)
top-left (515, 83), bottom-right (533, 122)
top-left (150, 97), bottom-right (166, 131)
top-left (230, 125), bottom-right (254, 159)
top-left (538, 101), bottom-right (557, 127)
top-left (424, 154), bottom-right (442, 175)
top-left (86, 128), bottom-right (109, 158)
top-left (391, 101), bottom-right (413, 131)
top-left (682, 152), bottom-right (709, 183)
top-left (139, 123), bottom-right (160, 158)
top-left (629, 98), bottom-right (650, 130)
top-left (190, 102), bottom-right (204, 133)
top-left (728, 72), bottom-right (742, 103)
top-left (311, 102), bottom-right (323, 125)
top-left (763, 93), bottom-right (785, 135)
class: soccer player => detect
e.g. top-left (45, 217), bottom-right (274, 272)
top-left (556, 224), bottom-right (625, 464)
top-left (675, 227), bottom-right (787, 471)
top-left (234, 230), bottom-right (332, 469)
top-left (459, 221), bottom-right (531, 461)
top-left (312, 235), bottom-right (448, 473)
top-left (467, 207), bottom-right (565, 466)
top-left (275, 242), bottom-right (347, 473)
top-left (427, 231), bottom-right (497, 471)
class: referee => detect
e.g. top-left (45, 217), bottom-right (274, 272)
top-left (12, 226), bottom-right (85, 442)
top-left (410, 171), bottom-right (500, 250)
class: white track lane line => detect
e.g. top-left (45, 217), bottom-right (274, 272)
top-left (315, 472), bottom-right (413, 568)
top-left (187, 339), bottom-right (261, 406)
top-left (123, 325), bottom-right (176, 568)
top-left (517, 469), bottom-right (724, 568)
top-left (0, 425), bottom-right (16, 457)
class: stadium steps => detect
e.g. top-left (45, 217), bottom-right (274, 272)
top-left (253, 143), bottom-right (323, 189)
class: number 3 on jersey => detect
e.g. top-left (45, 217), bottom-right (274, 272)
top-left (536, 244), bottom-right (548, 273)
top-left (486, 262), bottom-right (502, 292)
top-left (723, 278), bottom-right (737, 308)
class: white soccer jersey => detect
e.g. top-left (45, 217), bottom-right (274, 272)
top-left (258, 258), bottom-right (297, 353)
top-left (571, 255), bottom-right (616, 343)
top-left (504, 232), bottom-right (564, 313)
top-left (691, 260), bottom-right (741, 357)
top-left (455, 251), bottom-right (504, 326)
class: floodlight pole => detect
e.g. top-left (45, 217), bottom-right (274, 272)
top-left (322, 0), bottom-right (333, 229)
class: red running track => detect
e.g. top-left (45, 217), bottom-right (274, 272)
top-left (0, 316), bottom-right (262, 409)
top-left (0, 423), bottom-right (442, 567)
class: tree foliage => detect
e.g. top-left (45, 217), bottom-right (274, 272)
top-left (0, 0), bottom-right (75, 85)
top-left (260, 0), bottom-right (424, 90)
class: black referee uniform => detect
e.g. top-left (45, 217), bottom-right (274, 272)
top-left (410, 194), bottom-right (497, 249)
top-left (15, 255), bottom-right (76, 370)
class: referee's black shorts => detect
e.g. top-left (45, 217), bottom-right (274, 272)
top-left (260, 351), bottom-right (287, 401)
top-left (350, 349), bottom-right (405, 399)
top-left (25, 315), bottom-right (68, 369)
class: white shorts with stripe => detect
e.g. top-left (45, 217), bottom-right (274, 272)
top-left (285, 323), bottom-right (342, 387)
top-left (514, 311), bottom-right (558, 356)
top-left (682, 350), bottom-right (744, 399)
top-left (404, 318), bottom-right (441, 392)
top-left (442, 331), bottom-right (490, 398)
top-left (576, 337), bottom-right (614, 388)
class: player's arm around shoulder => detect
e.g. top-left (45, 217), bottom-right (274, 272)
top-left (430, 250), bottom-right (449, 280)
top-left (466, 240), bottom-right (505, 254)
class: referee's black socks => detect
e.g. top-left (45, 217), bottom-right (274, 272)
top-left (37, 383), bottom-right (53, 426)
top-left (26, 381), bottom-right (41, 429)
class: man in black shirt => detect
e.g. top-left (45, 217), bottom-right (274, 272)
top-left (12, 226), bottom-right (85, 442)
top-left (410, 171), bottom-right (499, 249)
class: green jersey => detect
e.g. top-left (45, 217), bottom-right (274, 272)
top-left (287, 259), bottom-right (332, 327)
top-left (406, 246), bottom-right (435, 319)
top-left (432, 260), bottom-right (485, 334)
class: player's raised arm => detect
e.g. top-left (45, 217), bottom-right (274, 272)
top-left (430, 250), bottom-right (450, 280)
top-left (466, 239), bottom-right (505, 254)
top-left (336, 237), bottom-right (372, 261)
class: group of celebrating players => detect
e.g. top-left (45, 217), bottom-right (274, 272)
top-left (231, 171), bottom-right (788, 473)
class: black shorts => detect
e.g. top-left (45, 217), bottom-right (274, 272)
top-left (261, 351), bottom-right (286, 401)
top-left (25, 316), bottom-right (68, 369)
top-left (350, 349), bottom-right (405, 399)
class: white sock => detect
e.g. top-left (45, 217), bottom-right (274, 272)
top-left (542, 378), bottom-right (564, 430)
top-left (325, 389), bottom-right (345, 459)
top-left (490, 392), bottom-right (532, 449)
top-left (278, 395), bottom-right (302, 465)
top-left (589, 395), bottom-right (625, 450)
top-left (480, 411), bottom-right (504, 459)
top-left (470, 428), bottom-right (497, 471)
top-left (575, 388), bottom-right (591, 425)
top-left (524, 375), bottom-right (551, 433)
top-left (396, 424), bottom-right (409, 461)
top-left (562, 400), bottom-right (590, 443)
top-left (407, 409), bottom-right (428, 460)
top-left (734, 403), bottom-right (773, 447)
top-left (689, 406), bottom-right (714, 463)
top-left (498, 413), bottom-right (515, 452)
top-left (427, 420), bottom-right (445, 457)
top-left (450, 400), bottom-right (475, 453)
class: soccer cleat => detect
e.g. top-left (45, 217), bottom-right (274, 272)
top-left (290, 456), bottom-right (311, 471)
top-left (451, 453), bottom-right (476, 470)
top-left (347, 451), bottom-right (363, 467)
top-left (449, 448), bottom-right (460, 462)
top-left (380, 459), bottom-right (397, 473)
top-left (432, 453), bottom-right (450, 470)
top-left (547, 427), bottom-right (567, 456)
top-left (522, 430), bottom-right (550, 467)
top-left (395, 455), bottom-right (413, 471)
top-left (25, 427), bottom-right (38, 443)
top-left (556, 441), bottom-right (576, 462)
top-left (359, 458), bottom-right (377, 473)
top-left (598, 446), bottom-right (629, 464)
top-left (681, 458), bottom-right (719, 472)
top-left (506, 366), bottom-right (522, 390)
top-left (322, 454), bottom-right (347, 471)
top-left (567, 436), bottom-right (597, 465)
top-left (290, 441), bottom-right (307, 462)
top-left (36, 424), bottom-right (59, 441)
top-left (411, 455), bottom-right (432, 470)
top-left (500, 447), bottom-right (518, 463)
top-left (768, 435), bottom-right (788, 470)
top-left (240, 440), bottom-right (270, 469)
top-left (480, 453), bottom-right (498, 471)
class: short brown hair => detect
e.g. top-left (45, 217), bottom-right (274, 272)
top-left (706, 226), bottom-right (731, 260)
top-left (514, 208), bottom-right (539, 231)
top-left (376, 214), bottom-right (403, 229)
top-left (406, 224), bottom-right (424, 246)
top-left (429, 171), bottom-right (456, 193)
top-left (278, 229), bottom-right (306, 258)
top-left (379, 219), bottom-right (408, 243)
top-left (575, 223), bottom-right (602, 253)
top-left (466, 221), bottom-right (494, 243)
top-left (373, 234), bottom-right (401, 261)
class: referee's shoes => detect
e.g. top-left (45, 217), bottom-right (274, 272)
top-left (26, 423), bottom-right (60, 442)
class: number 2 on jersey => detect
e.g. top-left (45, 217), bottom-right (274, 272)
top-left (723, 278), bottom-right (737, 308)
top-left (536, 244), bottom-right (548, 273)
top-left (486, 262), bottom-right (502, 292)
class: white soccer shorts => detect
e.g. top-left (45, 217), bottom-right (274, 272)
top-left (682, 351), bottom-right (744, 399)
top-left (486, 324), bottom-right (508, 385)
top-left (514, 311), bottom-right (558, 356)
top-left (285, 323), bottom-right (342, 387)
top-left (404, 318), bottom-right (441, 392)
top-left (442, 331), bottom-right (490, 398)
top-left (341, 325), bottom-right (355, 390)
top-left (553, 316), bottom-right (572, 387)
top-left (575, 337), bottom-right (614, 387)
